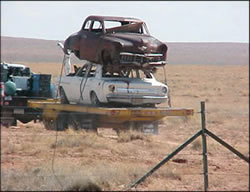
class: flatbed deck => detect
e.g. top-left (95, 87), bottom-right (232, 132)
top-left (27, 99), bottom-right (194, 121)
top-left (27, 99), bottom-right (194, 134)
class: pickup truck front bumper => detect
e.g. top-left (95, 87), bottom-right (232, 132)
top-left (107, 94), bottom-right (168, 105)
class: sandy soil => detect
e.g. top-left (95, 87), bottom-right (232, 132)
top-left (1, 64), bottom-right (249, 191)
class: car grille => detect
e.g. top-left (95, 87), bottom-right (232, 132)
top-left (120, 52), bottom-right (163, 65)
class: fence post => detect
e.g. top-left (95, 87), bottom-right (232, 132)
top-left (201, 101), bottom-right (208, 191)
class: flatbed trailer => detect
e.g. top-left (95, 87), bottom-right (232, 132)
top-left (28, 99), bottom-right (194, 134)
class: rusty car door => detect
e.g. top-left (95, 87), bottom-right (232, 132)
top-left (80, 20), bottom-right (103, 62)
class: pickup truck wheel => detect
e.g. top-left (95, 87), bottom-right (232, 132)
top-left (90, 92), bottom-right (100, 106)
top-left (60, 88), bottom-right (69, 104)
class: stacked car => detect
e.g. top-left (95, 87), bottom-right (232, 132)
top-left (58, 15), bottom-right (169, 107)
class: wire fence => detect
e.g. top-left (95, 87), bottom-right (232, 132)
top-left (1, 101), bottom-right (249, 191)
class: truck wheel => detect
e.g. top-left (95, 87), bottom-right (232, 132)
top-left (56, 111), bottom-right (68, 131)
top-left (60, 88), bottom-right (69, 104)
top-left (43, 119), bottom-right (56, 130)
top-left (90, 92), bottom-right (100, 106)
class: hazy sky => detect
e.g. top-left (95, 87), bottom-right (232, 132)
top-left (1, 1), bottom-right (249, 42)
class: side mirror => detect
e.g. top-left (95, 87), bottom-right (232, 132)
top-left (57, 42), bottom-right (72, 55)
top-left (57, 42), bottom-right (64, 49)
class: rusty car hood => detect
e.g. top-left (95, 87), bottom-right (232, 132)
top-left (104, 33), bottom-right (164, 51)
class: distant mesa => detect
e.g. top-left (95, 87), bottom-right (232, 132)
top-left (1, 36), bottom-right (249, 65)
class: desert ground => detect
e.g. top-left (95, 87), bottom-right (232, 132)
top-left (1, 63), bottom-right (249, 191)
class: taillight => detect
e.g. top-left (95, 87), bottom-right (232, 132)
top-left (162, 87), bottom-right (168, 94)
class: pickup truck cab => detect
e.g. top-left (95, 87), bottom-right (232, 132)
top-left (58, 62), bottom-right (169, 107)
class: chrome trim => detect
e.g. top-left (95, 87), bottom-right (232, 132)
top-left (116, 87), bottom-right (159, 94)
top-left (120, 52), bottom-right (163, 57)
top-left (120, 52), bottom-right (165, 65)
top-left (107, 94), bottom-right (168, 105)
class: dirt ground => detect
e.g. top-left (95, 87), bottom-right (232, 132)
top-left (1, 64), bottom-right (249, 191)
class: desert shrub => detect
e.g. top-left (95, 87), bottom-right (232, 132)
top-left (50, 131), bottom-right (99, 149)
top-left (117, 130), bottom-right (152, 143)
top-left (191, 138), bottom-right (202, 151)
top-left (154, 167), bottom-right (182, 181)
top-left (65, 179), bottom-right (102, 191)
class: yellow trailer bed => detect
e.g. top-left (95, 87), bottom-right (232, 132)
top-left (27, 99), bottom-right (194, 134)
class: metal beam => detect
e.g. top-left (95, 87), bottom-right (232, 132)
top-left (206, 129), bottom-right (249, 163)
top-left (128, 129), bottom-right (202, 189)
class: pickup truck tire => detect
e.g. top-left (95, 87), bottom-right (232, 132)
top-left (90, 92), bottom-right (100, 106)
top-left (60, 88), bottom-right (69, 104)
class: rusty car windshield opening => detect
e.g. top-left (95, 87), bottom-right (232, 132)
top-left (104, 20), bottom-right (149, 35)
top-left (91, 20), bottom-right (103, 33)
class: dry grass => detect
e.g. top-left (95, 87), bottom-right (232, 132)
top-left (117, 130), bottom-right (152, 143)
top-left (1, 63), bottom-right (249, 191)
top-left (191, 138), bottom-right (202, 151)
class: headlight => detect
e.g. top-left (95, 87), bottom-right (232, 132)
top-left (162, 87), bottom-right (168, 94)
top-left (108, 85), bottom-right (115, 92)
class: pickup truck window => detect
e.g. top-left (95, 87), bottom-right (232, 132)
top-left (8, 66), bottom-right (31, 77)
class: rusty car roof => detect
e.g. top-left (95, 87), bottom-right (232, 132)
top-left (86, 15), bottom-right (143, 23)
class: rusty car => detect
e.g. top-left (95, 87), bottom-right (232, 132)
top-left (63, 15), bottom-right (168, 72)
